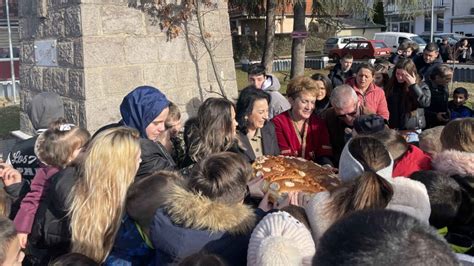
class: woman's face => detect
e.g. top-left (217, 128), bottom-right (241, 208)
top-left (290, 92), bottom-right (316, 120)
top-left (402, 48), bottom-right (413, 57)
top-left (315, 80), bottom-right (327, 101)
top-left (145, 107), bottom-right (169, 141)
top-left (356, 68), bottom-right (374, 91)
top-left (247, 99), bottom-right (269, 130)
top-left (374, 72), bottom-right (385, 87)
top-left (395, 69), bottom-right (406, 83)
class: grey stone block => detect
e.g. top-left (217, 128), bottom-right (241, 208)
top-left (124, 36), bottom-right (159, 64)
top-left (69, 69), bottom-right (85, 100)
top-left (30, 67), bottom-right (43, 92)
top-left (143, 64), bottom-right (178, 91)
top-left (51, 68), bottom-right (68, 95)
top-left (73, 39), bottom-right (84, 67)
top-left (21, 42), bottom-right (35, 64)
top-left (101, 5), bottom-right (145, 35)
top-left (65, 6), bottom-right (82, 37)
top-left (57, 41), bottom-right (74, 67)
top-left (82, 37), bottom-right (125, 67)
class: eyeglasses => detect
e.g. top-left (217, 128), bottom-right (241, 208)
top-left (336, 110), bottom-right (358, 118)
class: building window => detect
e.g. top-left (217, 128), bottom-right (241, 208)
top-left (400, 22), bottom-right (410, 33)
top-left (424, 15), bottom-right (431, 32)
top-left (392, 23), bottom-right (399, 32)
top-left (437, 13), bottom-right (444, 32)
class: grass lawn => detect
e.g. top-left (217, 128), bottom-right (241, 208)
top-left (236, 67), bottom-right (474, 108)
top-left (0, 104), bottom-right (20, 139)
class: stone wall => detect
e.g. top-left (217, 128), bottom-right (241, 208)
top-left (19, 0), bottom-right (238, 133)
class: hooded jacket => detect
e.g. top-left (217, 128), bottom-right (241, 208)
top-left (7, 92), bottom-right (65, 183)
top-left (261, 74), bottom-right (291, 119)
top-left (150, 183), bottom-right (263, 265)
top-left (96, 86), bottom-right (176, 180)
top-left (433, 150), bottom-right (474, 226)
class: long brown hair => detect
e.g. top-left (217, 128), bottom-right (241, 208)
top-left (441, 118), bottom-right (474, 153)
top-left (386, 58), bottom-right (422, 112)
top-left (187, 98), bottom-right (237, 163)
top-left (327, 137), bottom-right (394, 221)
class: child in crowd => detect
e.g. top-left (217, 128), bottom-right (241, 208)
top-left (305, 136), bottom-right (430, 245)
top-left (248, 211), bottom-right (316, 265)
top-left (0, 217), bottom-right (24, 266)
top-left (410, 170), bottom-right (472, 254)
top-left (418, 126), bottom-right (445, 156)
top-left (150, 152), bottom-right (265, 265)
top-left (69, 127), bottom-right (141, 263)
top-left (13, 120), bottom-right (90, 249)
top-left (431, 118), bottom-right (474, 244)
top-left (448, 87), bottom-right (473, 119)
top-left (370, 129), bottom-right (432, 177)
top-left (314, 210), bottom-right (458, 265)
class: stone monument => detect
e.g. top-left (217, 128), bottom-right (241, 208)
top-left (18, 0), bottom-right (237, 133)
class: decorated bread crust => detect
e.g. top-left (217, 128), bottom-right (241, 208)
top-left (253, 155), bottom-right (340, 199)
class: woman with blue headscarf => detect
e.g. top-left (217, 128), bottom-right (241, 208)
top-left (96, 86), bottom-right (176, 180)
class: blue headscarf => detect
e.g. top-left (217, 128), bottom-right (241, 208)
top-left (120, 86), bottom-right (170, 139)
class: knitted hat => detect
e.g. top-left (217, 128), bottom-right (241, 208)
top-left (338, 139), bottom-right (394, 183)
top-left (353, 114), bottom-right (386, 135)
top-left (248, 211), bottom-right (315, 266)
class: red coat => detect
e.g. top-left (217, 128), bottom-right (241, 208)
top-left (347, 78), bottom-right (390, 120)
top-left (272, 111), bottom-right (332, 161)
top-left (393, 145), bottom-right (432, 177)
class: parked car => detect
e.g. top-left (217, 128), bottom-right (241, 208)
top-left (373, 32), bottom-right (426, 53)
top-left (328, 40), bottom-right (392, 61)
top-left (419, 33), bottom-right (463, 45)
top-left (324, 36), bottom-right (367, 55)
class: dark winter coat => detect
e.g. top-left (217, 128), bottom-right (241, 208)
top-left (386, 82), bottom-right (431, 130)
top-left (413, 54), bottom-right (443, 81)
top-left (150, 183), bottom-right (265, 265)
top-left (425, 80), bottom-right (450, 128)
top-left (328, 63), bottom-right (354, 87)
top-left (28, 167), bottom-right (76, 263)
top-left (238, 122), bottom-right (280, 163)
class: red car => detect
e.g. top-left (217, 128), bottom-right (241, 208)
top-left (329, 40), bottom-right (392, 61)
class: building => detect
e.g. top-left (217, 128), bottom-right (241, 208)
top-left (385, 0), bottom-right (474, 36)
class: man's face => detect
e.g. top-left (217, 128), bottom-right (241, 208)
top-left (340, 58), bottom-right (353, 72)
top-left (334, 99), bottom-right (359, 126)
top-left (248, 74), bottom-right (266, 89)
top-left (423, 50), bottom-right (439, 64)
top-left (433, 71), bottom-right (453, 87)
top-left (453, 93), bottom-right (467, 107)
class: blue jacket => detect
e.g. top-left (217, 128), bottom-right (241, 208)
top-left (448, 101), bottom-right (474, 119)
top-left (150, 183), bottom-right (264, 265)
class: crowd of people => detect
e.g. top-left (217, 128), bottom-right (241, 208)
top-left (0, 40), bottom-right (473, 266)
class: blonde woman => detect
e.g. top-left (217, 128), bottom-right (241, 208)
top-left (69, 127), bottom-right (141, 263)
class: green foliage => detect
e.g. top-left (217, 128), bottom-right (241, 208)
top-left (373, 1), bottom-right (386, 28)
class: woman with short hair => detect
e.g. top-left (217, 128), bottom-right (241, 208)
top-left (272, 76), bottom-right (333, 165)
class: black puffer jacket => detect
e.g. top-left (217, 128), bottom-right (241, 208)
top-left (387, 82), bottom-right (431, 130)
top-left (28, 167), bottom-right (76, 263)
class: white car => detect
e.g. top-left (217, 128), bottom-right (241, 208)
top-left (373, 32), bottom-right (427, 53)
top-left (324, 36), bottom-right (367, 55)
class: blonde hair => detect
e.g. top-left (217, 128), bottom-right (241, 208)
top-left (69, 127), bottom-right (140, 263)
top-left (286, 76), bottom-right (320, 99)
top-left (441, 118), bottom-right (474, 153)
top-left (35, 119), bottom-right (90, 168)
top-left (419, 126), bottom-right (444, 155)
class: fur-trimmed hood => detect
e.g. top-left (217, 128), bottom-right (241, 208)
top-left (432, 149), bottom-right (474, 177)
top-left (162, 183), bottom-right (256, 235)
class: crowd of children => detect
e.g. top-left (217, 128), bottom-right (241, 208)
top-left (0, 41), bottom-right (473, 266)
